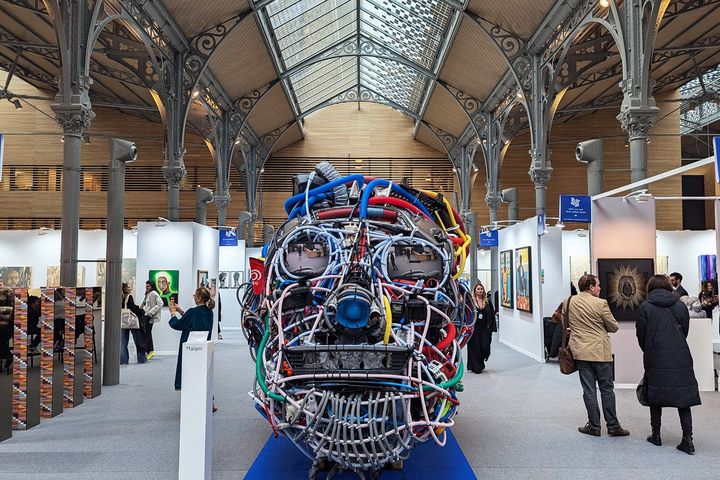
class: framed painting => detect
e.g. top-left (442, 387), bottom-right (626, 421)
top-left (597, 258), bottom-right (654, 322)
top-left (515, 247), bottom-right (532, 312)
top-left (148, 269), bottom-right (179, 307)
top-left (499, 250), bottom-right (513, 309)
top-left (197, 270), bottom-right (209, 289)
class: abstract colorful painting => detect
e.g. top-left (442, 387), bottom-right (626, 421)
top-left (597, 258), bottom-right (654, 322)
top-left (500, 250), bottom-right (513, 309)
top-left (698, 255), bottom-right (717, 282)
top-left (515, 247), bottom-right (532, 312)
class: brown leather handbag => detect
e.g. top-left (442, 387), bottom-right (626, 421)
top-left (558, 296), bottom-right (577, 375)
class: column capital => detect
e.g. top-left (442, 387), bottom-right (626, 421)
top-left (54, 106), bottom-right (95, 137)
top-left (162, 164), bottom-right (186, 187)
top-left (214, 193), bottom-right (231, 210)
top-left (529, 166), bottom-right (553, 187)
top-left (616, 107), bottom-right (658, 141)
top-left (485, 193), bottom-right (502, 212)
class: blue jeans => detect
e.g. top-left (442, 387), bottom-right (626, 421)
top-left (121, 328), bottom-right (147, 364)
top-left (576, 360), bottom-right (619, 429)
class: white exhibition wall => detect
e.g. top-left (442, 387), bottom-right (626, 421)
top-left (540, 227), bottom-right (565, 318)
top-left (591, 197), bottom-right (656, 386)
top-left (136, 222), bottom-right (219, 354)
top-left (497, 217), bottom-right (545, 362)
top-left (218, 240), bottom-right (246, 329)
top-left (0, 229), bottom-right (137, 288)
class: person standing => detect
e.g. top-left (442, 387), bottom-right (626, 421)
top-left (669, 272), bottom-right (688, 298)
top-left (698, 281), bottom-right (718, 319)
top-left (563, 274), bottom-right (629, 437)
top-left (168, 287), bottom-right (214, 390)
top-left (467, 282), bottom-right (496, 374)
top-left (637, 275), bottom-right (701, 454)
top-left (140, 280), bottom-right (163, 359)
top-left (121, 283), bottom-right (147, 365)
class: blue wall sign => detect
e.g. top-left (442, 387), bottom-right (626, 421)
top-left (479, 229), bottom-right (498, 247)
top-left (559, 195), bottom-right (592, 223)
top-left (219, 229), bottom-right (238, 246)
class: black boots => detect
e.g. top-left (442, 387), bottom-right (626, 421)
top-left (646, 426), bottom-right (661, 446)
top-left (677, 432), bottom-right (695, 455)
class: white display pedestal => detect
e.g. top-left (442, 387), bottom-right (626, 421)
top-left (178, 334), bottom-right (215, 480)
top-left (712, 308), bottom-right (720, 353)
top-left (687, 317), bottom-right (715, 392)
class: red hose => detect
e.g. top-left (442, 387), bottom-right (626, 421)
top-left (435, 322), bottom-right (456, 351)
top-left (368, 196), bottom-right (431, 220)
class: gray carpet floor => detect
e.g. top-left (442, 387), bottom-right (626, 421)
top-left (0, 331), bottom-right (718, 479)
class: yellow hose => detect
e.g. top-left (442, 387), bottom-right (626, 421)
top-left (383, 295), bottom-right (393, 344)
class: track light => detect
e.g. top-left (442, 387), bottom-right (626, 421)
top-left (599, 0), bottom-right (609, 7)
top-left (84, 134), bottom-right (91, 145)
top-left (192, 90), bottom-right (200, 98)
top-left (11, 99), bottom-right (22, 110)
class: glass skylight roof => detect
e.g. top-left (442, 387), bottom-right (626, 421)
top-left (260, 0), bottom-right (455, 116)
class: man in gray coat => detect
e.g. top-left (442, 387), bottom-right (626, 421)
top-left (563, 274), bottom-right (630, 437)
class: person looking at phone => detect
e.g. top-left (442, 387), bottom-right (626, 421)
top-left (168, 287), bottom-right (214, 390)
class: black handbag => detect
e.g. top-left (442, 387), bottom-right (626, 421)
top-left (636, 375), bottom-right (648, 406)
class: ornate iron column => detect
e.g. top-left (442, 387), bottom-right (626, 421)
top-left (46, 0), bottom-right (99, 287)
top-left (159, 54), bottom-right (187, 222)
top-left (615, 0), bottom-right (668, 189)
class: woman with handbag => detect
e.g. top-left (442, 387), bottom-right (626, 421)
top-left (120, 283), bottom-right (147, 364)
top-left (637, 274), bottom-right (701, 454)
top-left (467, 282), bottom-right (496, 374)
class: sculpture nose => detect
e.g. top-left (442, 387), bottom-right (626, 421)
top-left (335, 288), bottom-right (372, 328)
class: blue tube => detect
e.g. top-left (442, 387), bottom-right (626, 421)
top-left (287, 192), bottom-right (332, 218)
top-left (284, 174), bottom-right (366, 214)
top-left (358, 179), bottom-right (432, 219)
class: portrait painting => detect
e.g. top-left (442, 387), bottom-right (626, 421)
top-left (197, 270), bottom-right (209, 289)
top-left (230, 271), bottom-right (244, 289)
top-left (0, 267), bottom-right (31, 288)
top-left (218, 271), bottom-right (229, 289)
top-left (46, 266), bottom-right (85, 287)
top-left (499, 250), bottom-right (513, 309)
top-left (148, 269), bottom-right (179, 307)
top-left (515, 247), bottom-right (532, 312)
top-left (597, 258), bottom-right (654, 322)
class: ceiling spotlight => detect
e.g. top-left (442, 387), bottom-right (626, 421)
top-left (192, 90), bottom-right (200, 98)
top-left (83, 134), bottom-right (91, 145)
top-left (425, 177), bottom-right (432, 181)
top-left (234, 139), bottom-right (240, 145)
top-left (11, 99), bottom-right (22, 110)
top-left (599, 0), bottom-right (609, 7)
top-left (516, 91), bottom-right (523, 99)
top-left (260, 168), bottom-right (265, 173)
top-left (60, 135), bottom-right (64, 143)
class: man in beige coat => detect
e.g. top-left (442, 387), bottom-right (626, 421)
top-left (563, 274), bottom-right (629, 437)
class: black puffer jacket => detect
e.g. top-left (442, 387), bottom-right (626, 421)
top-left (636, 288), bottom-right (701, 408)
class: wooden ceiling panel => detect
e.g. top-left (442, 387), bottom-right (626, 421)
top-left (207, 21), bottom-right (278, 100)
top-left (440, 19), bottom-right (508, 101)
top-left (163, 0), bottom-right (251, 38)
top-left (271, 124), bottom-right (303, 154)
top-left (467, 0), bottom-right (556, 38)
top-left (416, 124), bottom-right (448, 155)
top-left (246, 83), bottom-right (295, 136)
top-left (422, 86), bottom-right (470, 137)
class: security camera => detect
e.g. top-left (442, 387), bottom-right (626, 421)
top-left (196, 186), bottom-right (214, 203)
top-left (110, 138), bottom-right (138, 163)
top-left (575, 139), bottom-right (603, 164)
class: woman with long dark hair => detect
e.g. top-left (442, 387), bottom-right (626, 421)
top-left (698, 280), bottom-right (718, 319)
top-left (168, 287), bottom-right (215, 390)
top-left (637, 274), bottom-right (701, 454)
top-left (467, 282), bottom-right (496, 374)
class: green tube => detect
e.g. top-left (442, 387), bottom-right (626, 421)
top-left (423, 350), bottom-right (464, 392)
top-left (256, 313), bottom-right (287, 403)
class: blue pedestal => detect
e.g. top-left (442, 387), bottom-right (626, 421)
top-left (244, 429), bottom-right (476, 479)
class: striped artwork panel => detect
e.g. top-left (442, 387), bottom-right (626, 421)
top-left (63, 288), bottom-right (75, 409)
top-left (11, 288), bottom-right (28, 430)
top-left (83, 288), bottom-right (94, 398)
top-left (39, 288), bottom-right (54, 418)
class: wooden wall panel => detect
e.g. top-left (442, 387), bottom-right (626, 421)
top-left (0, 74), bottom-right (688, 233)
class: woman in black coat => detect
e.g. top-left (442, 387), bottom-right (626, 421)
top-left (467, 282), bottom-right (496, 374)
top-left (637, 274), bottom-right (701, 455)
